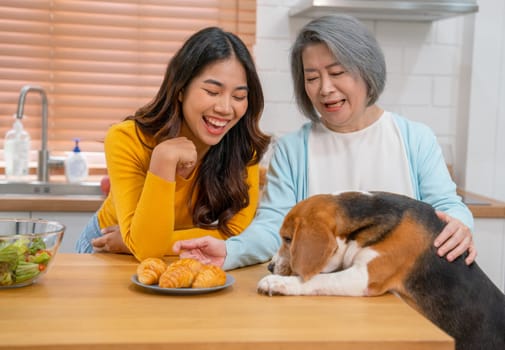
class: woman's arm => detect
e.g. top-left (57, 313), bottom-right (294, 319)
top-left (407, 119), bottom-right (476, 264)
top-left (222, 136), bottom-right (304, 270)
top-left (172, 134), bottom-right (304, 270)
top-left (101, 125), bottom-right (261, 260)
top-left (104, 124), bottom-right (178, 260)
top-left (162, 162), bottom-right (261, 255)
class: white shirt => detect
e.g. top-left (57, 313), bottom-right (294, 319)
top-left (308, 112), bottom-right (414, 197)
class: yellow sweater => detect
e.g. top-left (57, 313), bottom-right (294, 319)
top-left (97, 120), bottom-right (260, 261)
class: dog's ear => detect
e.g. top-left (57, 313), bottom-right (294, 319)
top-left (290, 219), bottom-right (337, 282)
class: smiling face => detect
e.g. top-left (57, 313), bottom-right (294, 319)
top-left (302, 43), bottom-right (381, 133)
top-left (179, 56), bottom-right (248, 152)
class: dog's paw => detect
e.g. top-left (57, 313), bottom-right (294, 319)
top-left (257, 275), bottom-right (302, 296)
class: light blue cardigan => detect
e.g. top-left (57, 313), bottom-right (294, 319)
top-left (223, 113), bottom-right (474, 270)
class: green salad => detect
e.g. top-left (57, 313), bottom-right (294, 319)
top-left (0, 237), bottom-right (52, 286)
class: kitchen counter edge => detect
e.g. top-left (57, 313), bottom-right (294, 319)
top-left (0, 190), bottom-right (504, 218)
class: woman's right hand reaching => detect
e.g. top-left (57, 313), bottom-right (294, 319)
top-left (172, 236), bottom-right (227, 268)
top-left (149, 137), bottom-right (198, 181)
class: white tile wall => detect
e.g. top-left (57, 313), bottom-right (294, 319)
top-left (465, 0), bottom-right (505, 201)
top-left (381, 75), bottom-right (432, 106)
top-left (255, 0), bottom-right (505, 201)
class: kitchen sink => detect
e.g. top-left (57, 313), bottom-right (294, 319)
top-left (0, 181), bottom-right (103, 196)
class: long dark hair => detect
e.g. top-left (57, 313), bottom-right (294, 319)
top-left (126, 27), bottom-right (270, 237)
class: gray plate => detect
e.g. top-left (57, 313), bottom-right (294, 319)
top-left (131, 273), bottom-right (235, 295)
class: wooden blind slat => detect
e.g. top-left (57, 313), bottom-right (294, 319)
top-left (0, 1), bottom-right (256, 153)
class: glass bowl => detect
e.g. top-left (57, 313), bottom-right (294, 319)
top-left (0, 218), bottom-right (65, 289)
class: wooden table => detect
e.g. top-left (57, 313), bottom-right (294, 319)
top-left (0, 253), bottom-right (453, 350)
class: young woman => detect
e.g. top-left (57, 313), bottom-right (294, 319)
top-left (75, 27), bottom-right (270, 261)
top-left (173, 15), bottom-right (476, 270)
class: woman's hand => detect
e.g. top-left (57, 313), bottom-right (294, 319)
top-left (172, 236), bottom-right (226, 267)
top-left (150, 137), bottom-right (198, 181)
top-left (434, 211), bottom-right (476, 265)
top-left (92, 225), bottom-right (131, 254)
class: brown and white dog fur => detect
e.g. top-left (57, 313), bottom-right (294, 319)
top-left (257, 191), bottom-right (505, 350)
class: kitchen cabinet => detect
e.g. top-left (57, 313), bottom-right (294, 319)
top-left (0, 211), bottom-right (30, 218)
top-left (32, 211), bottom-right (94, 253)
top-left (473, 218), bottom-right (505, 291)
top-left (0, 193), bottom-right (101, 253)
top-left (0, 210), bottom-right (94, 254)
top-left (461, 190), bottom-right (505, 292)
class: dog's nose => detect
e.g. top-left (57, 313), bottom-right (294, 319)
top-left (267, 262), bottom-right (274, 273)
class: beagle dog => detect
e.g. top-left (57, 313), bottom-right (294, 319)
top-left (257, 191), bottom-right (505, 350)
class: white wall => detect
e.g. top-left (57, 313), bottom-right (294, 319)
top-left (465, 0), bottom-right (505, 201)
top-left (255, 0), bottom-right (504, 200)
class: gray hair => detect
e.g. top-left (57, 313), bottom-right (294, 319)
top-left (290, 15), bottom-right (386, 122)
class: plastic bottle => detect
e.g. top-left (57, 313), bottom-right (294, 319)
top-left (64, 138), bottom-right (89, 183)
top-left (4, 117), bottom-right (31, 181)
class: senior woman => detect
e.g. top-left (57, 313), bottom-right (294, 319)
top-left (178, 15), bottom-right (476, 270)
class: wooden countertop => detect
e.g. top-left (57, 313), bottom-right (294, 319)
top-left (457, 189), bottom-right (505, 218)
top-left (0, 253), bottom-right (453, 350)
top-left (1, 189), bottom-right (504, 218)
top-left (0, 194), bottom-right (104, 212)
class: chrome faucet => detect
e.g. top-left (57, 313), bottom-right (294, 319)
top-left (15, 85), bottom-right (63, 182)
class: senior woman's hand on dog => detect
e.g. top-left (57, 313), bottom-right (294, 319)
top-left (172, 236), bottom-right (226, 267)
top-left (434, 211), bottom-right (476, 265)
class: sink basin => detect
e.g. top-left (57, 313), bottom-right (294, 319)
top-left (0, 181), bottom-right (103, 196)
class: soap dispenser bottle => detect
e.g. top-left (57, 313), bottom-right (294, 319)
top-left (4, 116), bottom-right (31, 181)
top-left (64, 138), bottom-right (89, 183)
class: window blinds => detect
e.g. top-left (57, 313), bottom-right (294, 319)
top-left (0, 0), bottom-right (256, 153)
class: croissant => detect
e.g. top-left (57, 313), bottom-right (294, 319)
top-left (159, 264), bottom-right (196, 288)
top-left (137, 257), bottom-right (167, 285)
top-left (192, 264), bottom-right (227, 288)
top-left (169, 258), bottom-right (203, 275)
